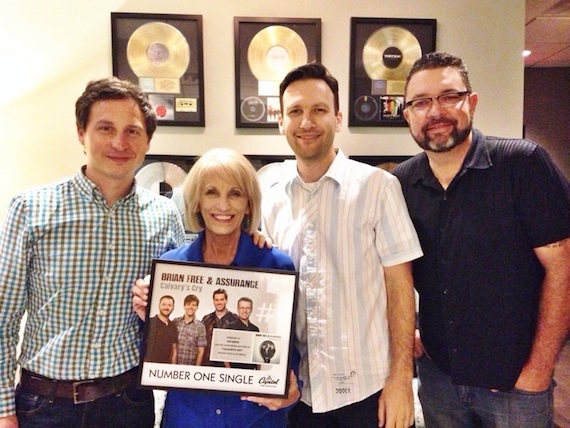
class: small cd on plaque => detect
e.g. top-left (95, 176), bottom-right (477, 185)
top-left (349, 17), bottom-right (436, 127)
top-left (235, 17), bottom-right (321, 128)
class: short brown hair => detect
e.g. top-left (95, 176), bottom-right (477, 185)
top-left (279, 63), bottom-right (339, 114)
top-left (405, 52), bottom-right (472, 97)
top-left (75, 77), bottom-right (157, 139)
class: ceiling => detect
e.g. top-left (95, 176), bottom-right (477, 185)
top-left (525, 0), bottom-right (570, 67)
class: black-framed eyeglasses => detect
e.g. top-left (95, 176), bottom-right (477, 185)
top-left (404, 91), bottom-right (471, 112)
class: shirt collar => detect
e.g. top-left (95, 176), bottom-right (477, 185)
top-left (74, 166), bottom-right (137, 206)
top-left (292, 148), bottom-right (347, 188)
top-left (409, 128), bottom-right (492, 186)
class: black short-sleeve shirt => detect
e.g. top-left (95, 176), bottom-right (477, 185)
top-left (393, 129), bottom-right (570, 390)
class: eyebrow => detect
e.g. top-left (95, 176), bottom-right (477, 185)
top-left (408, 88), bottom-right (467, 99)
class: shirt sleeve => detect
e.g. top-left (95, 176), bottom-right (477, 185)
top-left (0, 196), bottom-right (31, 417)
top-left (375, 174), bottom-right (423, 266)
top-left (512, 144), bottom-right (570, 247)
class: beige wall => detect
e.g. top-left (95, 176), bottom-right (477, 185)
top-left (0, 0), bottom-right (525, 219)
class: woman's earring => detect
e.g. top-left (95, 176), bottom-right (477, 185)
top-left (242, 215), bottom-right (251, 229)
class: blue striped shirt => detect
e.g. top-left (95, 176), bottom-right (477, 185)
top-left (0, 169), bottom-right (185, 416)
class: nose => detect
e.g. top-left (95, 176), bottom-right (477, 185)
top-left (426, 99), bottom-right (446, 117)
top-left (110, 132), bottom-right (129, 150)
top-left (300, 113), bottom-right (315, 129)
top-left (216, 195), bottom-right (230, 210)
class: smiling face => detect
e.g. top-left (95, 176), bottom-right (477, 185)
top-left (78, 98), bottom-right (150, 187)
top-left (184, 301), bottom-right (198, 319)
top-left (237, 299), bottom-right (253, 323)
top-left (198, 173), bottom-right (250, 239)
top-left (404, 66), bottom-right (478, 153)
top-left (159, 297), bottom-right (174, 318)
top-left (213, 292), bottom-right (228, 313)
top-left (279, 78), bottom-right (342, 165)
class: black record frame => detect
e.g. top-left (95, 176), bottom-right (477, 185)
top-left (234, 17), bottom-right (321, 129)
top-left (349, 17), bottom-right (436, 128)
top-left (111, 12), bottom-right (205, 127)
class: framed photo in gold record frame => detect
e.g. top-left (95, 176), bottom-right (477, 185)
top-left (235, 17), bottom-right (321, 128)
top-left (111, 13), bottom-right (205, 127)
top-left (349, 17), bottom-right (436, 127)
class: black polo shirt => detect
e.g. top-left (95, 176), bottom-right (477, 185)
top-left (393, 129), bottom-right (570, 390)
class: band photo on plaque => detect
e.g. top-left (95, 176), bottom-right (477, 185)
top-left (111, 12), bottom-right (205, 126)
top-left (234, 17), bottom-right (321, 128)
top-left (349, 17), bottom-right (436, 127)
top-left (139, 259), bottom-right (298, 397)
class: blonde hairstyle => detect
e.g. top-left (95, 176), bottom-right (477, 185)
top-left (183, 148), bottom-right (261, 234)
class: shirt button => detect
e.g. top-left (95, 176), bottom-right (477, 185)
top-left (216, 408), bottom-right (222, 415)
top-left (443, 289), bottom-right (449, 295)
top-left (92, 342), bottom-right (101, 349)
top-left (98, 309), bottom-right (106, 316)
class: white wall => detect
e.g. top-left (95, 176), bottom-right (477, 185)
top-left (0, 0), bottom-right (525, 219)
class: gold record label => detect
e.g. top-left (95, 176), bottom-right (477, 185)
top-left (362, 26), bottom-right (422, 81)
top-left (127, 22), bottom-right (191, 78)
top-left (247, 25), bottom-right (308, 81)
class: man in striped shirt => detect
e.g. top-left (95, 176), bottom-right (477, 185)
top-left (0, 77), bottom-right (185, 427)
top-left (262, 63), bottom-right (423, 427)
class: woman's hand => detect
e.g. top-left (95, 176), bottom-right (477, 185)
top-left (240, 370), bottom-right (300, 410)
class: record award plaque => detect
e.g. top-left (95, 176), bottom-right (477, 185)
top-left (349, 18), bottom-right (436, 127)
top-left (112, 13), bottom-right (205, 126)
top-left (235, 17), bottom-right (321, 128)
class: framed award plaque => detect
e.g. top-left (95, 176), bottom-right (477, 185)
top-left (349, 17), bottom-right (436, 127)
top-left (139, 259), bottom-right (298, 397)
top-left (234, 17), bottom-right (321, 128)
top-left (111, 13), bottom-right (205, 126)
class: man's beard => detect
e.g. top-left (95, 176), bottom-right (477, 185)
top-left (413, 118), bottom-right (472, 153)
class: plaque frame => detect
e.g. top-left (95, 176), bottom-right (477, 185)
top-left (111, 12), bottom-right (205, 127)
top-left (139, 259), bottom-right (298, 397)
top-left (349, 17), bottom-right (436, 127)
top-left (234, 17), bottom-right (321, 129)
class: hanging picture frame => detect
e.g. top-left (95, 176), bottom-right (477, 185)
top-left (234, 17), bottom-right (321, 128)
top-left (111, 12), bottom-right (205, 126)
top-left (349, 17), bottom-right (436, 127)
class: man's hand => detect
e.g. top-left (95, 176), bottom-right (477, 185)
top-left (132, 275), bottom-right (151, 321)
top-left (514, 364), bottom-right (552, 392)
top-left (250, 230), bottom-right (273, 249)
top-left (0, 415), bottom-right (18, 428)
top-left (378, 376), bottom-right (414, 428)
top-left (413, 329), bottom-right (425, 358)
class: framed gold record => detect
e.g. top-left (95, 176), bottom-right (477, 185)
top-left (111, 13), bottom-right (205, 127)
top-left (234, 17), bottom-right (321, 128)
top-left (349, 17), bottom-right (436, 127)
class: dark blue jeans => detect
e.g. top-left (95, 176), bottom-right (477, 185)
top-left (416, 354), bottom-right (553, 428)
top-left (15, 383), bottom-right (155, 428)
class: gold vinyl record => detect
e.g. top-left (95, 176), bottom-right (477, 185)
top-left (362, 26), bottom-right (422, 81)
top-left (136, 162), bottom-right (187, 195)
top-left (127, 22), bottom-right (190, 78)
top-left (247, 25), bottom-right (308, 81)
